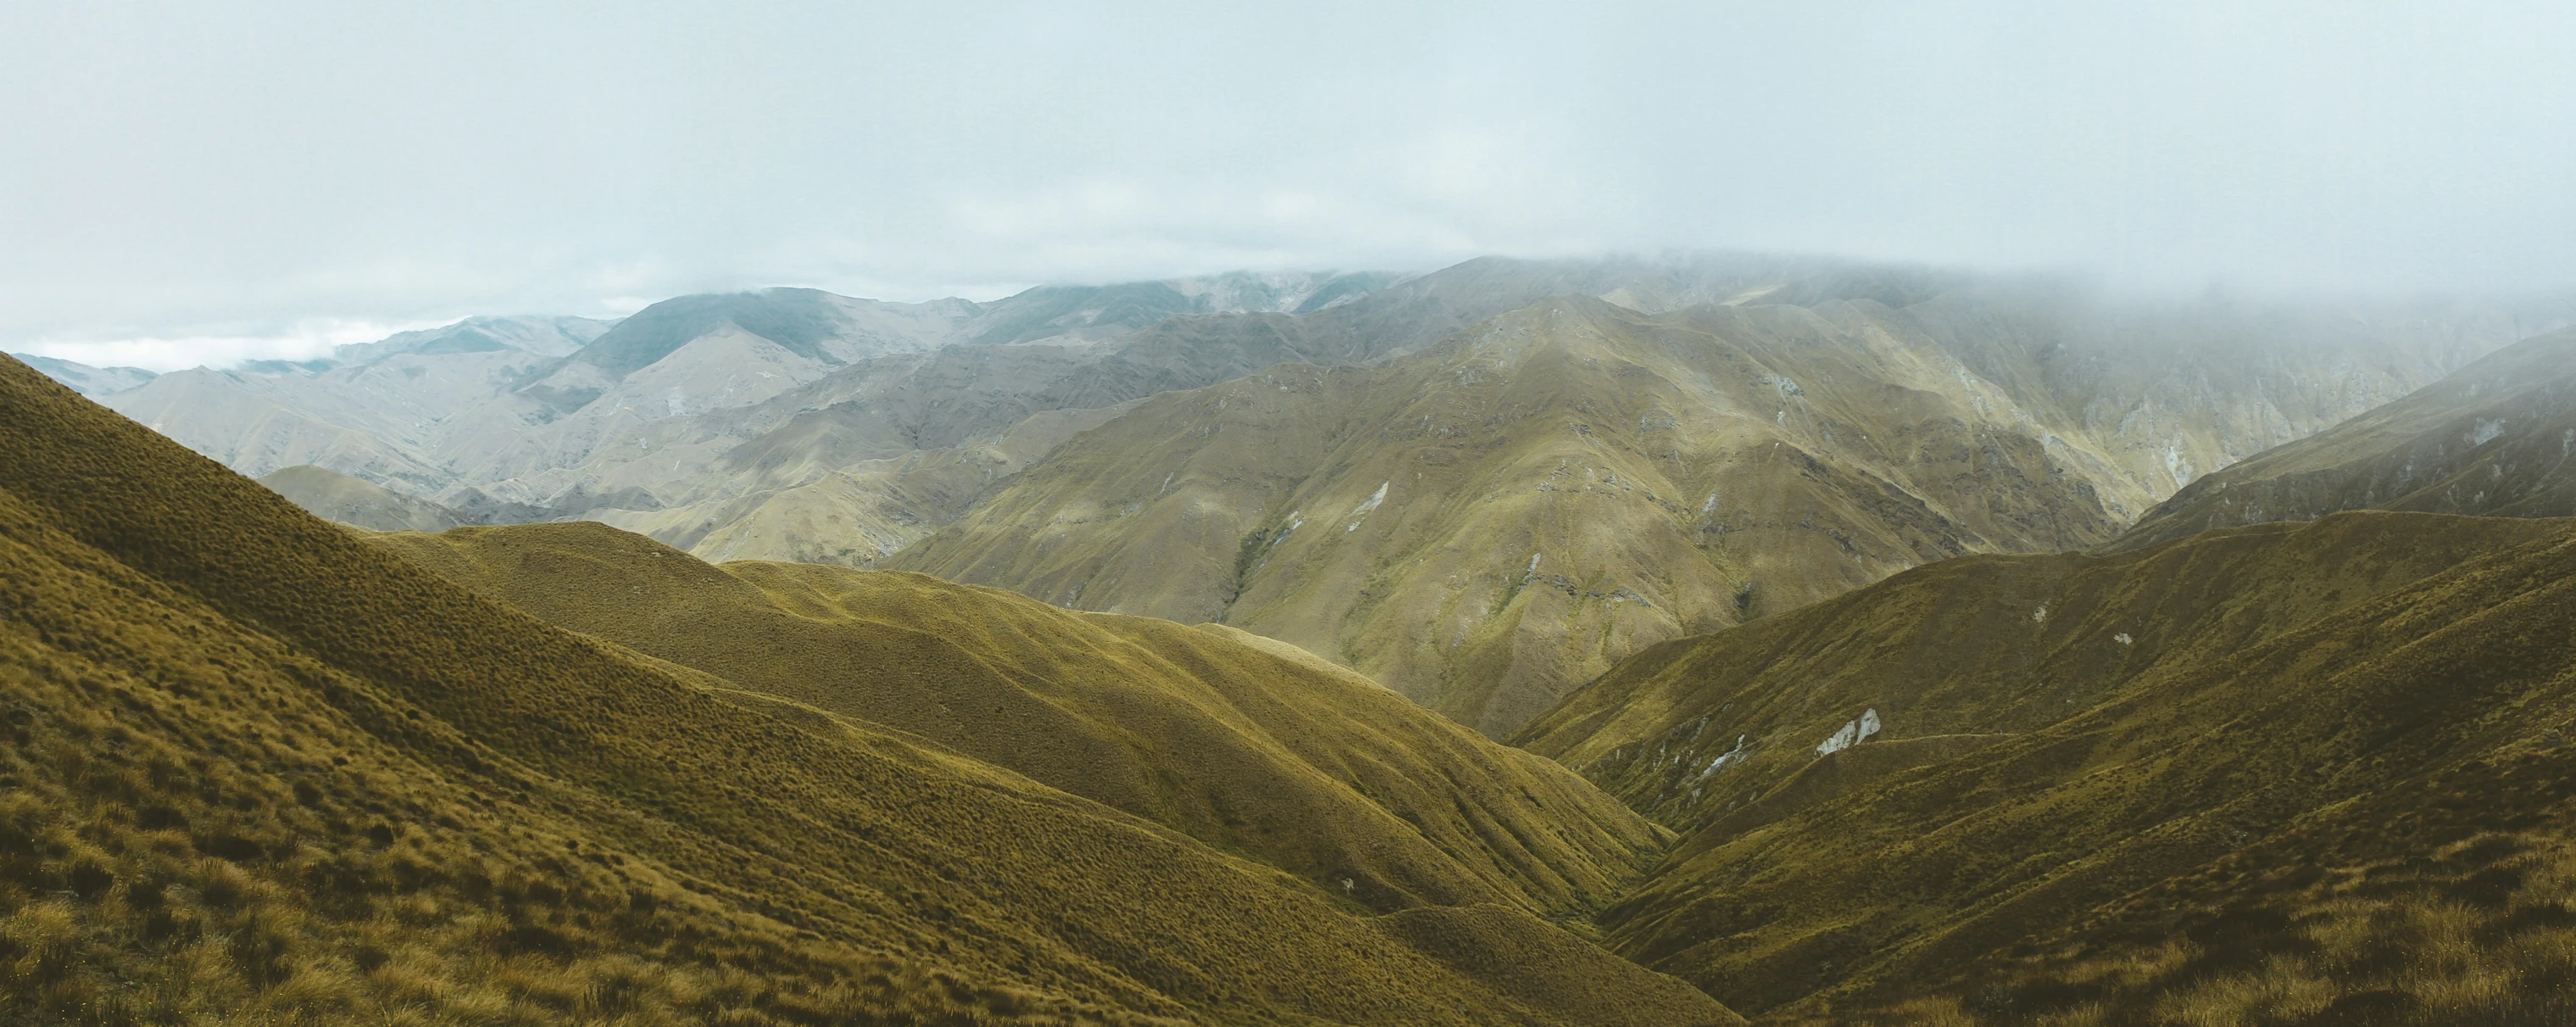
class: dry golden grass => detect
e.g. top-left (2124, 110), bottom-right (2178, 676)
top-left (360, 522), bottom-right (1667, 918)
top-left (1516, 505), bottom-right (2576, 1022)
top-left (0, 354), bottom-right (1740, 1025)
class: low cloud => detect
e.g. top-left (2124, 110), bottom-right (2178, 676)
top-left (5, 2), bottom-right (2572, 364)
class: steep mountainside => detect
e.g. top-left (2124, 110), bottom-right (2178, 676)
top-left (887, 290), bottom-right (2537, 736)
top-left (364, 521), bottom-right (1666, 919)
top-left (8, 354), bottom-right (157, 397)
top-left (0, 353), bottom-right (1736, 1024)
top-left (2117, 327), bottom-right (2576, 550)
top-left (1512, 511), bottom-right (2576, 1022)
top-left (259, 465), bottom-right (476, 533)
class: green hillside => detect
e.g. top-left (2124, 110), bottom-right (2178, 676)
top-left (1513, 511), bottom-right (2576, 1022)
top-left (0, 354), bottom-right (1736, 1024)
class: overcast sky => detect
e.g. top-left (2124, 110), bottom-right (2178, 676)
top-left (7, 1), bottom-right (2574, 369)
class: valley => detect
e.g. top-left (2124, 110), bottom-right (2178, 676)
top-left (27, 258), bottom-right (2563, 736)
top-left (9, 254), bottom-right (2576, 1024)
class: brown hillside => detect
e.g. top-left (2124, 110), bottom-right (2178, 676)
top-left (1511, 511), bottom-right (2576, 1021)
top-left (0, 354), bottom-right (1739, 1024)
top-left (362, 521), bottom-right (1666, 918)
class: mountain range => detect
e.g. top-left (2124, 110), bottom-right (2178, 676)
top-left (23, 257), bottom-right (2569, 737)
top-left (12, 252), bottom-right (2576, 1023)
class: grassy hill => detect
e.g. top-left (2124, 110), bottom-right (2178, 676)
top-left (0, 353), bottom-right (1737, 1024)
top-left (362, 521), bottom-right (1666, 919)
top-left (2117, 327), bottom-right (2576, 550)
top-left (1511, 510), bottom-right (2576, 1022)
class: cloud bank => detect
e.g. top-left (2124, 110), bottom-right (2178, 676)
top-left (7, 1), bottom-right (2573, 367)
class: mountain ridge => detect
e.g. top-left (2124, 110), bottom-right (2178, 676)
top-left (886, 287), bottom-right (2547, 735)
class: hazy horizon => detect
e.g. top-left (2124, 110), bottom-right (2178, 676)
top-left (8, 1), bottom-right (2574, 369)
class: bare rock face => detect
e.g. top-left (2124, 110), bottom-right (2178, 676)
top-left (2116, 326), bottom-right (2576, 550)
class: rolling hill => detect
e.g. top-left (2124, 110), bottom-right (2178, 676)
top-left (886, 286), bottom-right (2541, 736)
top-left (0, 353), bottom-right (1737, 1024)
top-left (1511, 509), bottom-right (2576, 1022)
top-left (2117, 326), bottom-right (2576, 550)
top-left (361, 520), bottom-right (1668, 919)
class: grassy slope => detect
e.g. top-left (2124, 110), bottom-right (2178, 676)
top-left (1511, 511), bottom-right (2576, 1022)
top-left (2117, 327), bottom-right (2576, 550)
top-left (888, 298), bottom-right (2134, 735)
top-left (361, 522), bottom-right (1666, 919)
top-left (0, 354), bottom-right (1738, 1025)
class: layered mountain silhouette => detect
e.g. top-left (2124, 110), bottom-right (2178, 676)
top-left (0, 354), bottom-right (1735, 1024)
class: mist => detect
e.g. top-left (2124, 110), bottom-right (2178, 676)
top-left (7, 1), bottom-right (2573, 369)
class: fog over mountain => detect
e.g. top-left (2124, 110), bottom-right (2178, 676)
top-left (8, 3), bottom-right (2574, 367)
